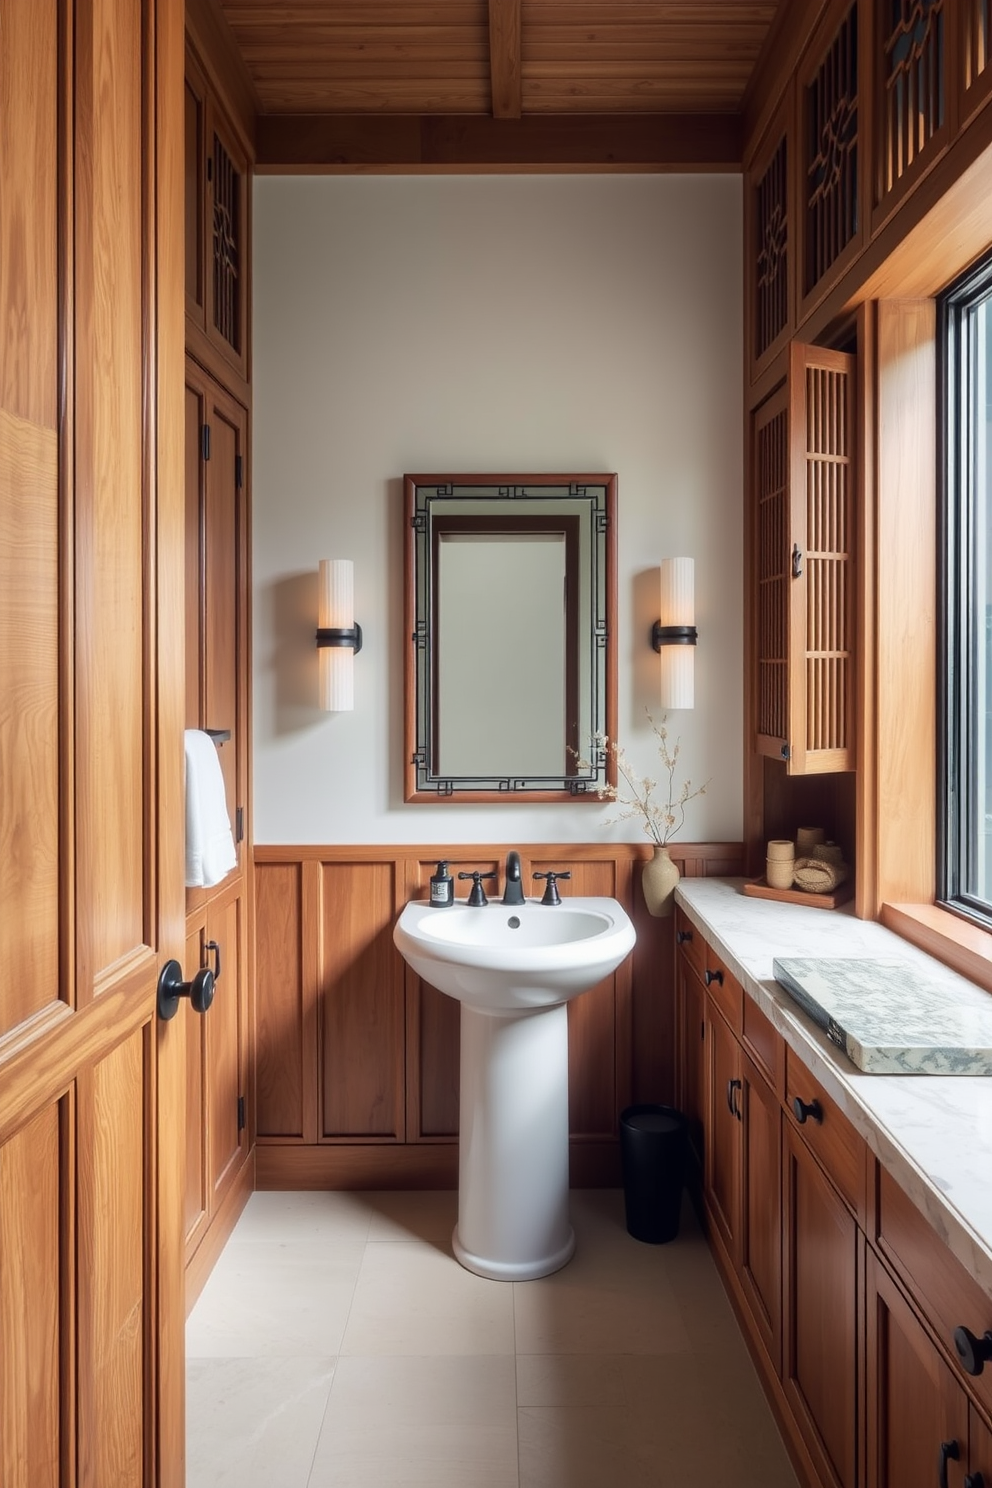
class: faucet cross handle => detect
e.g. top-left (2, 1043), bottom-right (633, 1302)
top-left (533, 870), bottom-right (571, 906)
top-left (458, 870), bottom-right (496, 907)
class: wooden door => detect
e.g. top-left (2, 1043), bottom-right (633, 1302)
top-left (783, 1122), bottom-right (860, 1488)
top-left (739, 1051), bottom-right (782, 1371)
top-left (866, 1250), bottom-right (969, 1488)
top-left (0, 0), bottom-right (186, 1485)
top-left (704, 1002), bottom-right (741, 1261)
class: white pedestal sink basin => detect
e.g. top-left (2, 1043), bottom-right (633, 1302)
top-left (393, 896), bottom-right (636, 1280)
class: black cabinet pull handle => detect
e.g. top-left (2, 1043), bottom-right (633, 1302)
top-left (792, 1096), bottom-right (823, 1125)
top-left (205, 938), bottom-right (222, 983)
top-left (704, 968), bottom-right (723, 987)
top-left (730, 1078), bottom-right (742, 1120)
top-left (677, 929), bottom-right (692, 945)
top-left (792, 542), bottom-right (803, 579)
top-left (726, 1079), bottom-right (734, 1115)
top-left (954, 1325), bottom-right (992, 1376)
top-left (157, 959), bottom-right (215, 1021)
top-left (940, 1440), bottom-right (960, 1488)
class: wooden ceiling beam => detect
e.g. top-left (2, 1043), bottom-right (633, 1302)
top-left (488, 0), bottom-right (522, 118)
top-left (254, 111), bottom-right (742, 171)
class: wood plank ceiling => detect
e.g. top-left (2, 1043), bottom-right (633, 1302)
top-left (212, 0), bottom-right (784, 169)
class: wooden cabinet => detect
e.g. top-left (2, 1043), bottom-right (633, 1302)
top-left (752, 342), bottom-right (857, 775)
top-left (184, 886), bottom-right (249, 1262)
top-left (866, 1249), bottom-right (970, 1488)
top-left (676, 951), bottom-right (706, 1170)
top-left (184, 356), bottom-right (248, 896)
top-left (782, 1116), bottom-right (860, 1488)
top-left (184, 44), bottom-right (249, 389)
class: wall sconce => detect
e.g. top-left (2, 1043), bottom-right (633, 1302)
top-left (652, 557), bottom-right (696, 710)
top-left (316, 559), bottom-right (363, 711)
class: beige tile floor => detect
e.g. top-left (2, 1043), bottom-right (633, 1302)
top-left (186, 1188), bottom-right (800, 1488)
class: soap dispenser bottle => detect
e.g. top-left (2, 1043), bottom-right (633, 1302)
top-left (429, 860), bottom-right (454, 907)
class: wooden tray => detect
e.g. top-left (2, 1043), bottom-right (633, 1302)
top-left (742, 877), bottom-right (854, 911)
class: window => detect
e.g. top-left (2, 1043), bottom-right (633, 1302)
top-left (941, 250), bottom-right (992, 924)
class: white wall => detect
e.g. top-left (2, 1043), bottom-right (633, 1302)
top-left (252, 173), bottom-right (743, 846)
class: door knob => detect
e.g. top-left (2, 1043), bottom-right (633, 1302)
top-left (954, 1325), bottom-right (992, 1376)
top-left (157, 959), bottom-right (215, 1021)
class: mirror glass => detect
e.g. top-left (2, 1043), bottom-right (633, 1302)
top-left (404, 475), bottom-right (617, 801)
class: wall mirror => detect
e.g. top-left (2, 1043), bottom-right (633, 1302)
top-left (404, 473), bottom-right (617, 801)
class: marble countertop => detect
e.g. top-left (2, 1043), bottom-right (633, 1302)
top-left (675, 878), bottom-right (992, 1301)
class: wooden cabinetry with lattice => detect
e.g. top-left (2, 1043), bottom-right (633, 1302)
top-left (185, 42), bottom-right (250, 391)
top-left (752, 342), bottom-right (856, 775)
top-left (746, 88), bottom-right (795, 385)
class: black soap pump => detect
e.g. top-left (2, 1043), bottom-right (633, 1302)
top-left (429, 860), bottom-right (454, 907)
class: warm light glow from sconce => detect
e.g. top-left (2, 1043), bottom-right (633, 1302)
top-left (654, 557), bottom-right (696, 710)
top-left (317, 559), bottom-right (362, 711)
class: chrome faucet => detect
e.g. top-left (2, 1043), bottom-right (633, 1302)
top-left (502, 850), bottom-right (525, 905)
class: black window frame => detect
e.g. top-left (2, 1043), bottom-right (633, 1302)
top-left (939, 247), bottom-right (992, 928)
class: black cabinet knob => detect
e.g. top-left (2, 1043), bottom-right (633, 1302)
top-left (703, 968), bottom-right (723, 986)
top-left (940, 1440), bottom-right (961, 1488)
top-left (792, 1096), bottom-right (823, 1125)
top-left (157, 959), bottom-right (215, 1021)
top-left (954, 1325), bottom-right (992, 1376)
top-left (965, 1474), bottom-right (986, 1488)
top-left (677, 929), bottom-right (693, 945)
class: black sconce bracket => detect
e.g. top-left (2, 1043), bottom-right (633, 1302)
top-left (651, 622), bottom-right (697, 652)
top-left (316, 623), bottom-right (363, 655)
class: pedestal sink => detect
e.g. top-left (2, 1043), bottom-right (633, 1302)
top-left (393, 896), bottom-right (636, 1280)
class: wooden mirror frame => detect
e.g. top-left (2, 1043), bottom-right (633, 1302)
top-left (403, 473), bottom-right (618, 803)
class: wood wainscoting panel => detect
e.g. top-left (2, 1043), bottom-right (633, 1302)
top-left (0, 1101), bottom-right (61, 1488)
top-left (255, 861), bottom-right (307, 1138)
top-left (254, 842), bottom-right (744, 1188)
top-left (319, 859), bottom-right (405, 1140)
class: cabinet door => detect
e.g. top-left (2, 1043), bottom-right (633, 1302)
top-left (752, 343), bottom-right (856, 774)
top-left (970, 1408), bottom-right (992, 1485)
top-left (678, 958), bottom-right (706, 1170)
top-left (783, 1122), bottom-right (859, 1488)
top-left (866, 1249), bottom-right (968, 1488)
top-left (705, 1003), bottom-right (741, 1261)
top-left (184, 357), bottom-right (248, 913)
top-left (740, 1052), bottom-right (782, 1371)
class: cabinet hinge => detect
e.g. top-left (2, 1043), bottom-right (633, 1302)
top-left (235, 454), bottom-right (243, 489)
top-left (237, 1095), bottom-right (246, 1132)
top-left (201, 423), bottom-right (211, 461)
top-left (236, 805), bottom-right (244, 843)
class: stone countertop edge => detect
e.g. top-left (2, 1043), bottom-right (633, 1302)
top-left (675, 877), bottom-right (992, 1304)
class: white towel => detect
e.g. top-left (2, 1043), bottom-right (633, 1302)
top-left (185, 729), bottom-right (238, 888)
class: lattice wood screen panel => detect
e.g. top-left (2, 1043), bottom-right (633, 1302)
top-left (964, 0), bottom-right (991, 93)
top-left (754, 137), bottom-right (789, 361)
top-left (804, 5), bottom-right (859, 295)
top-left (754, 388), bottom-right (789, 753)
top-left (879, 0), bottom-right (944, 199)
top-left (212, 132), bottom-right (241, 355)
top-left (792, 347), bottom-right (856, 772)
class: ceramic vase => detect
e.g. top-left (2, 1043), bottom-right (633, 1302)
top-left (641, 845), bottom-right (680, 918)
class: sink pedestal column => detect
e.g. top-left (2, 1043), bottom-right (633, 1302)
top-left (452, 1001), bottom-right (575, 1281)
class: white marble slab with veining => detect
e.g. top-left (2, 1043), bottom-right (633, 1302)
top-left (675, 877), bottom-right (992, 1302)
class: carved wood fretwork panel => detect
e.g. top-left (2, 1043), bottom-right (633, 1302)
top-left (755, 136), bottom-right (789, 361)
top-left (879, 0), bottom-right (944, 199)
top-left (755, 393), bottom-right (789, 750)
top-left (964, 0), bottom-right (991, 94)
top-left (212, 131), bottom-right (241, 356)
top-left (804, 4), bottom-right (859, 297)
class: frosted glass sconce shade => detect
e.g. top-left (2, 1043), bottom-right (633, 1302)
top-left (652, 557), bottom-right (696, 710)
top-left (317, 559), bottom-right (363, 711)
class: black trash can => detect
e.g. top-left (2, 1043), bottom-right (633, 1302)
top-left (619, 1104), bottom-right (687, 1244)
